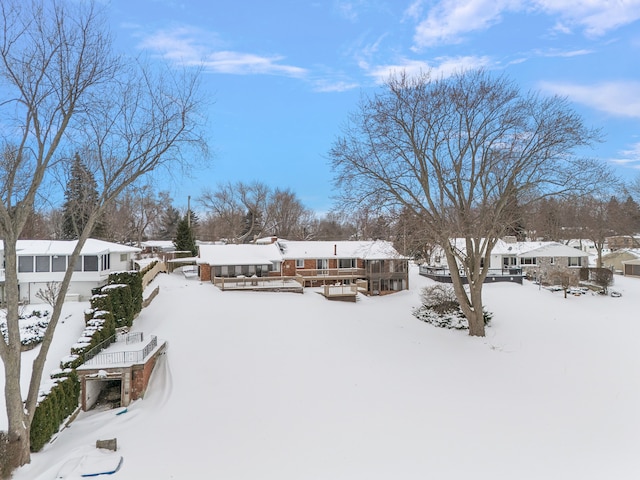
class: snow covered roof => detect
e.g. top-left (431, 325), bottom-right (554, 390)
top-left (11, 239), bottom-right (140, 256)
top-left (197, 243), bottom-right (282, 266)
top-left (445, 238), bottom-right (590, 258)
top-left (278, 240), bottom-right (406, 260)
top-left (140, 240), bottom-right (175, 251)
top-left (517, 242), bottom-right (590, 258)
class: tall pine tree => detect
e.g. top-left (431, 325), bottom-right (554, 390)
top-left (61, 153), bottom-right (102, 239)
top-left (173, 212), bottom-right (197, 256)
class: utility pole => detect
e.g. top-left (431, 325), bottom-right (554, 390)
top-left (187, 195), bottom-right (191, 229)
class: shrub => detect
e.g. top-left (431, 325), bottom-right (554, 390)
top-left (414, 284), bottom-right (492, 330)
top-left (30, 372), bottom-right (80, 452)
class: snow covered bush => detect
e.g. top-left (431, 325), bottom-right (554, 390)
top-left (0, 309), bottom-right (51, 349)
top-left (413, 284), bottom-right (492, 330)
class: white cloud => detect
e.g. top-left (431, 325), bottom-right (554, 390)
top-left (366, 55), bottom-right (492, 83)
top-left (408, 0), bottom-right (519, 49)
top-left (535, 0), bottom-right (640, 37)
top-left (538, 80), bottom-right (640, 118)
top-left (137, 26), bottom-right (307, 78)
top-left (408, 0), bottom-right (640, 49)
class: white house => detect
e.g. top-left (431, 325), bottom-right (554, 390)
top-left (423, 238), bottom-right (590, 284)
top-left (0, 239), bottom-right (140, 304)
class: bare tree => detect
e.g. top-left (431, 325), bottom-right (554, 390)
top-left (549, 265), bottom-right (579, 298)
top-left (0, 0), bottom-right (207, 473)
top-left (330, 70), bottom-right (602, 337)
top-left (199, 182), bottom-right (313, 242)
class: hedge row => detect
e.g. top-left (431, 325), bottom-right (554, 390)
top-left (30, 270), bottom-right (145, 452)
top-left (30, 372), bottom-right (80, 452)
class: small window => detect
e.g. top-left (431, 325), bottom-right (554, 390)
top-left (568, 257), bottom-right (582, 267)
top-left (338, 258), bottom-right (356, 269)
top-left (549, 257), bottom-right (555, 265)
top-left (18, 256), bottom-right (34, 272)
top-left (521, 257), bottom-right (536, 265)
top-left (295, 259), bottom-right (305, 268)
top-left (35, 256), bottom-right (50, 272)
top-left (120, 253), bottom-right (128, 262)
top-left (101, 254), bottom-right (110, 271)
top-left (83, 255), bottom-right (99, 271)
top-left (52, 255), bottom-right (66, 272)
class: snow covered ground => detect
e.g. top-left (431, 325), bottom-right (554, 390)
top-left (6, 265), bottom-right (640, 479)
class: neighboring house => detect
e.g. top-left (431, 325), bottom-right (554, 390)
top-left (622, 258), bottom-right (640, 278)
top-left (601, 249), bottom-right (640, 273)
top-left (422, 238), bottom-right (590, 284)
top-left (197, 239), bottom-right (409, 295)
top-left (567, 239), bottom-right (611, 263)
top-left (197, 243), bottom-right (284, 281)
top-left (0, 239), bottom-right (140, 304)
top-left (278, 239), bottom-right (409, 295)
top-left (606, 235), bottom-right (640, 250)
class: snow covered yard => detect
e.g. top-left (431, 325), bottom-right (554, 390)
top-left (8, 266), bottom-right (640, 479)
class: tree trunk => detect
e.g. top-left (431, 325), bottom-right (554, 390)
top-left (467, 279), bottom-right (486, 337)
top-left (1, 238), bottom-right (32, 474)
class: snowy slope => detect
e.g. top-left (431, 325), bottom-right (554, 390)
top-left (8, 266), bottom-right (640, 479)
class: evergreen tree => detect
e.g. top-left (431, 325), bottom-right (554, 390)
top-left (173, 213), bottom-right (197, 256)
top-left (157, 205), bottom-right (181, 240)
top-left (61, 153), bottom-right (102, 239)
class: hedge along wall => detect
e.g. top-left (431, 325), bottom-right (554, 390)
top-left (109, 271), bottom-right (143, 318)
top-left (30, 371), bottom-right (80, 452)
top-left (30, 271), bottom-right (144, 452)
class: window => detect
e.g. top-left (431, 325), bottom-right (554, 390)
top-left (549, 257), bottom-right (555, 265)
top-left (18, 256), bottom-right (34, 272)
top-left (338, 258), bottom-right (355, 269)
top-left (83, 255), bottom-right (99, 271)
top-left (52, 255), bottom-right (66, 272)
top-left (120, 253), bottom-right (128, 262)
top-left (316, 259), bottom-right (328, 272)
top-left (101, 254), bottom-right (110, 271)
top-left (36, 256), bottom-right (50, 272)
top-left (568, 257), bottom-right (582, 267)
top-left (296, 259), bottom-right (305, 268)
top-left (503, 256), bottom-right (517, 267)
top-left (520, 257), bottom-right (536, 265)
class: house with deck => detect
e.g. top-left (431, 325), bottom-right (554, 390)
top-left (196, 239), bottom-right (409, 295)
top-left (421, 238), bottom-right (590, 284)
top-left (0, 239), bottom-right (140, 304)
top-left (278, 240), bottom-right (409, 295)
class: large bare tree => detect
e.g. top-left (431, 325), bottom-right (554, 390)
top-left (0, 1), bottom-right (207, 474)
top-left (199, 181), bottom-right (313, 242)
top-left (330, 70), bottom-right (602, 337)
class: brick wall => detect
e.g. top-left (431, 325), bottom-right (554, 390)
top-left (200, 263), bottom-right (211, 282)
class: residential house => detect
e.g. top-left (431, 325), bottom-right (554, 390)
top-left (278, 240), bottom-right (409, 294)
top-left (0, 239), bottom-right (140, 304)
top-left (422, 238), bottom-right (590, 284)
top-left (197, 239), bottom-right (409, 295)
top-left (197, 243), bottom-right (284, 282)
top-left (606, 235), bottom-right (640, 250)
top-left (600, 249), bottom-right (640, 274)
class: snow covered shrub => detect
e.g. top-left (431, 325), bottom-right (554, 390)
top-left (0, 309), bottom-right (50, 348)
top-left (414, 284), bottom-right (492, 330)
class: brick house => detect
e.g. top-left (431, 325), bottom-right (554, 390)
top-left (196, 239), bottom-right (409, 295)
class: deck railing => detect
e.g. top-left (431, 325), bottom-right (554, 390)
top-left (419, 265), bottom-right (523, 284)
top-left (84, 335), bottom-right (158, 366)
top-left (212, 275), bottom-right (304, 290)
top-left (295, 267), bottom-right (366, 278)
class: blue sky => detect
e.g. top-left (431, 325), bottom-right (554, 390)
top-left (107, 0), bottom-right (640, 213)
